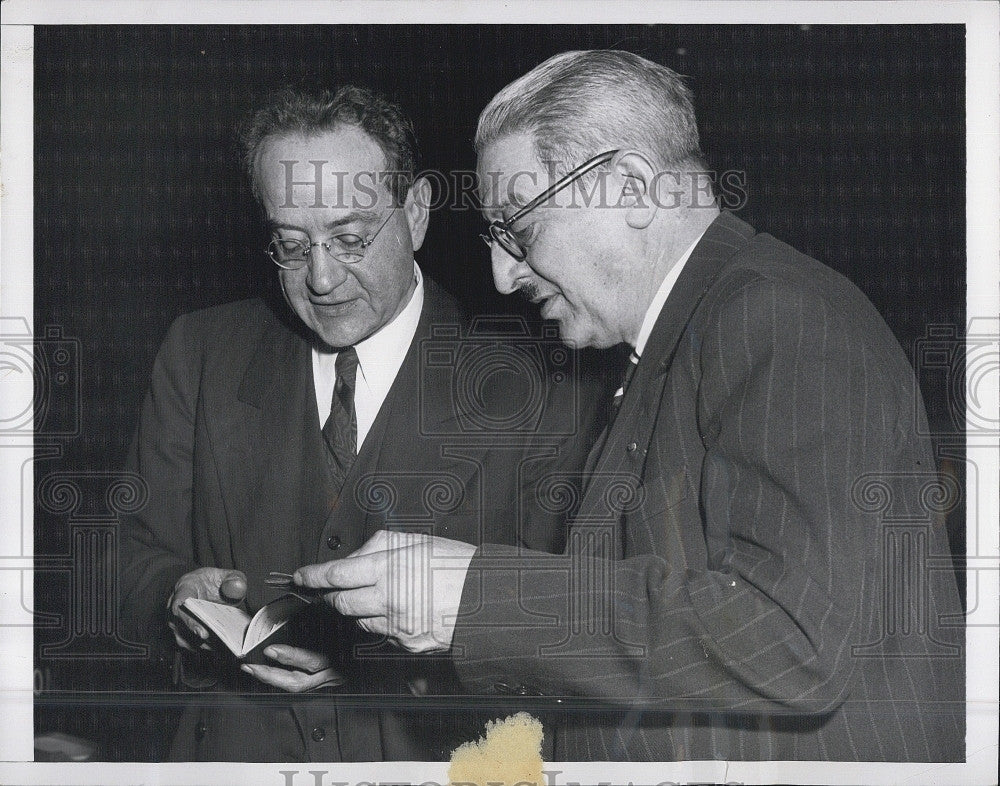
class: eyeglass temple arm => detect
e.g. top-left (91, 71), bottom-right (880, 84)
top-left (504, 150), bottom-right (619, 227)
top-left (361, 209), bottom-right (397, 249)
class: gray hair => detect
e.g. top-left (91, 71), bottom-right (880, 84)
top-left (476, 50), bottom-right (704, 174)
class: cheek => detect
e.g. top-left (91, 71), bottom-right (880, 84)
top-left (278, 272), bottom-right (306, 303)
top-left (366, 262), bottom-right (413, 310)
top-left (538, 229), bottom-right (611, 302)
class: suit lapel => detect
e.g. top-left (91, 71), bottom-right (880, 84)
top-left (578, 213), bottom-right (755, 521)
top-left (313, 278), bottom-right (475, 553)
top-left (228, 314), bottom-right (330, 607)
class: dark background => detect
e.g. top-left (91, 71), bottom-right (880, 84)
top-left (32, 25), bottom-right (967, 761)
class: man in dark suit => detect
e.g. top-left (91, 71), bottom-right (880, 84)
top-left (119, 85), bottom-right (599, 761)
top-left (296, 51), bottom-right (965, 762)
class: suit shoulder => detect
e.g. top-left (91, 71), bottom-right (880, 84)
top-left (153, 299), bottom-right (287, 379)
top-left (713, 231), bottom-right (890, 333)
top-left (699, 227), bottom-right (914, 380)
top-left (166, 298), bottom-right (276, 345)
top-left (176, 298), bottom-right (273, 332)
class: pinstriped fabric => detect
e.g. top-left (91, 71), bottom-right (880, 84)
top-left (452, 213), bottom-right (964, 761)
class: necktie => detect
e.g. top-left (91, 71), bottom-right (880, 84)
top-left (322, 347), bottom-right (359, 492)
top-left (583, 348), bottom-right (641, 480)
top-left (610, 350), bottom-right (640, 422)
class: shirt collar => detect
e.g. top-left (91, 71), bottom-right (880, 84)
top-left (633, 230), bottom-right (706, 356)
top-left (352, 261), bottom-right (424, 398)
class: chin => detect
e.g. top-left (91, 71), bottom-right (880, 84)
top-left (554, 320), bottom-right (590, 350)
top-left (556, 319), bottom-right (618, 350)
top-left (312, 322), bottom-right (369, 350)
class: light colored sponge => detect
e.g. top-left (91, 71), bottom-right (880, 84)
top-left (448, 711), bottom-right (545, 786)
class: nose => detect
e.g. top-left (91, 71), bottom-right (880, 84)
top-left (491, 244), bottom-right (528, 295)
top-left (304, 248), bottom-right (348, 295)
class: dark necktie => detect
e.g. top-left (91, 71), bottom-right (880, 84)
top-left (610, 350), bottom-right (641, 422)
top-left (322, 347), bottom-right (359, 492)
top-left (583, 348), bottom-right (641, 480)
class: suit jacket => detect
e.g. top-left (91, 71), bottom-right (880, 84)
top-left (119, 277), bottom-right (604, 761)
top-left (451, 213), bottom-right (965, 761)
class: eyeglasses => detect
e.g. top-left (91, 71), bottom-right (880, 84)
top-left (266, 210), bottom-right (395, 270)
top-left (480, 149), bottom-right (619, 261)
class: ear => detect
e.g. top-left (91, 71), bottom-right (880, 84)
top-left (403, 176), bottom-right (432, 251)
top-left (612, 151), bottom-right (657, 230)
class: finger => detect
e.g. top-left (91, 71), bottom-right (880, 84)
top-left (168, 588), bottom-right (195, 617)
top-left (242, 663), bottom-right (344, 693)
top-left (172, 608), bottom-right (210, 640)
top-left (356, 616), bottom-right (389, 637)
top-left (262, 645), bottom-right (332, 674)
top-left (219, 572), bottom-right (248, 603)
top-left (169, 618), bottom-right (214, 652)
top-left (347, 529), bottom-right (397, 558)
top-left (331, 586), bottom-right (385, 619)
top-left (172, 629), bottom-right (199, 652)
top-left (294, 552), bottom-right (382, 590)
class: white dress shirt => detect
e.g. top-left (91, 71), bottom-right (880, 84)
top-left (610, 232), bottom-right (706, 400)
top-left (633, 230), bottom-right (706, 355)
top-left (312, 262), bottom-right (424, 448)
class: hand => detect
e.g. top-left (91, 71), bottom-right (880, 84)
top-left (241, 645), bottom-right (344, 693)
top-left (294, 530), bottom-right (477, 654)
top-left (167, 567), bottom-right (248, 651)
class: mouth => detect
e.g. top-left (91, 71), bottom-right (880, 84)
top-left (517, 283), bottom-right (563, 321)
top-left (310, 298), bottom-right (358, 316)
top-left (537, 294), bottom-right (561, 320)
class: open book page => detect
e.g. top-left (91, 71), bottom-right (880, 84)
top-left (242, 594), bottom-right (309, 653)
top-left (182, 594), bottom-right (311, 658)
top-left (180, 599), bottom-right (251, 657)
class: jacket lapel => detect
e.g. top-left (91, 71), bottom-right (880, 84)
top-left (228, 313), bottom-right (330, 609)
top-left (309, 278), bottom-right (476, 554)
top-left (577, 213), bottom-right (755, 523)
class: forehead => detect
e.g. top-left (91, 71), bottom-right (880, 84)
top-left (257, 126), bottom-right (391, 213)
top-left (477, 133), bottom-right (545, 210)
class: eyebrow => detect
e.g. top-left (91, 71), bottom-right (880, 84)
top-left (267, 210), bottom-right (381, 233)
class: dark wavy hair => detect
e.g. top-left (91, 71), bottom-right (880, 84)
top-left (239, 84), bottom-right (419, 205)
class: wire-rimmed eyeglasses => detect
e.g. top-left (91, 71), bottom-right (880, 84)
top-left (480, 149), bottom-right (619, 261)
top-left (266, 210), bottom-right (395, 270)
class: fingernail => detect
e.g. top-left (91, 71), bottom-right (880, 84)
top-left (263, 647), bottom-right (276, 658)
top-left (240, 664), bottom-right (252, 673)
top-left (292, 570), bottom-right (302, 584)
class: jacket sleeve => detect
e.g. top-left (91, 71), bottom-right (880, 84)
top-left (451, 274), bottom-right (927, 714)
top-left (118, 312), bottom-right (203, 657)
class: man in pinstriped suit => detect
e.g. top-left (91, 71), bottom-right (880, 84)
top-left (296, 50), bottom-right (965, 761)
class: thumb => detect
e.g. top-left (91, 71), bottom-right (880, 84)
top-left (219, 571), bottom-right (248, 603)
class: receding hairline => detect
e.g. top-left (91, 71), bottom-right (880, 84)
top-left (250, 122), bottom-right (395, 200)
top-left (240, 84), bottom-right (418, 206)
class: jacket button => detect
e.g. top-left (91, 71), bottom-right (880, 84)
top-left (626, 442), bottom-right (638, 452)
top-left (493, 681), bottom-right (514, 694)
top-left (194, 721), bottom-right (207, 741)
top-left (326, 535), bottom-right (342, 550)
top-left (311, 727), bottom-right (326, 742)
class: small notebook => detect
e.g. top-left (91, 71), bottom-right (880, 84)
top-left (181, 593), bottom-right (311, 660)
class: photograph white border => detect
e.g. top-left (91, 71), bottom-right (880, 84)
top-left (2, 2), bottom-right (997, 784)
